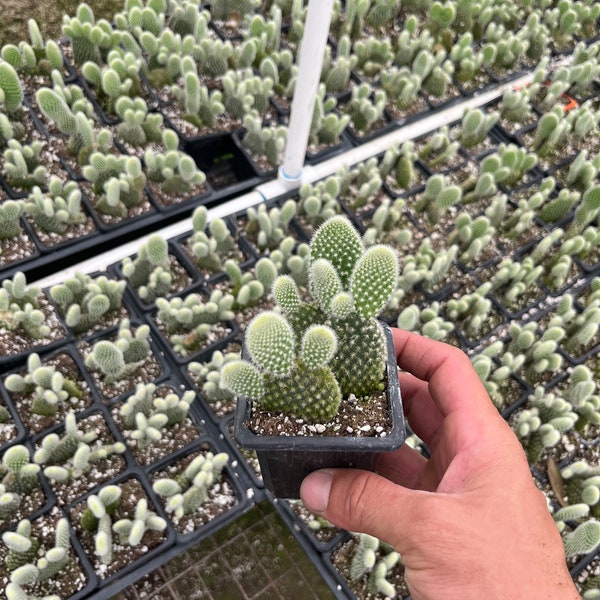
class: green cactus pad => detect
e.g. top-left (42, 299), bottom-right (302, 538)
top-left (330, 316), bottom-right (387, 398)
top-left (351, 245), bottom-right (398, 319)
top-left (300, 325), bottom-right (338, 370)
top-left (310, 215), bottom-right (363, 288)
top-left (246, 311), bottom-right (295, 377)
top-left (272, 275), bottom-right (301, 312)
top-left (309, 258), bottom-right (343, 313)
top-left (221, 360), bottom-right (264, 400)
top-left (261, 361), bottom-right (341, 422)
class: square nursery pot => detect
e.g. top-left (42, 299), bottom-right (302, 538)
top-left (234, 323), bottom-right (406, 498)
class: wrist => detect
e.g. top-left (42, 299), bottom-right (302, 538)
top-left (490, 563), bottom-right (580, 600)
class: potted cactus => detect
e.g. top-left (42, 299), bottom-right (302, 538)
top-left (222, 215), bottom-right (406, 497)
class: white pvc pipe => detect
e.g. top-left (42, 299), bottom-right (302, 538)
top-left (34, 191), bottom-right (265, 288)
top-left (306, 70), bottom-right (538, 182)
top-left (278, 0), bottom-right (335, 188)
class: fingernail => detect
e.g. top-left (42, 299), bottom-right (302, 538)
top-left (300, 470), bottom-right (332, 513)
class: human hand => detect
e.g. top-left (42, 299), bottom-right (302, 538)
top-left (300, 328), bottom-right (580, 600)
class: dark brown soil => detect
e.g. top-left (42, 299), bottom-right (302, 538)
top-left (248, 389), bottom-right (392, 438)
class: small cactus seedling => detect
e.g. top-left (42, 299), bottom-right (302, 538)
top-left (349, 533), bottom-right (401, 597)
top-left (112, 498), bottom-right (167, 546)
top-left (50, 271), bottom-right (126, 334)
top-left (244, 200), bottom-right (297, 252)
top-left (309, 83), bottom-right (350, 147)
top-left (186, 205), bottom-right (237, 274)
top-left (0, 445), bottom-right (40, 499)
top-left (2, 139), bottom-right (48, 191)
top-left (83, 152), bottom-right (146, 218)
top-left (297, 175), bottom-right (342, 230)
top-left (24, 178), bottom-right (86, 235)
top-left (2, 516), bottom-right (72, 598)
top-left (0, 272), bottom-right (51, 340)
top-left (0, 199), bottom-right (25, 241)
top-left (188, 349), bottom-right (241, 410)
top-left (34, 412), bottom-right (126, 482)
top-left (397, 301), bottom-right (454, 342)
top-left (84, 319), bottom-right (152, 384)
top-left (4, 353), bottom-right (84, 417)
top-left (119, 382), bottom-right (196, 447)
top-left (241, 112), bottom-right (288, 169)
top-left (2, 18), bottom-right (64, 78)
top-left (155, 289), bottom-right (235, 356)
top-left (80, 484), bottom-right (122, 565)
top-left (121, 235), bottom-right (175, 303)
top-left (0, 60), bottom-right (24, 115)
top-left (153, 450), bottom-right (229, 518)
top-left (144, 129), bottom-right (206, 198)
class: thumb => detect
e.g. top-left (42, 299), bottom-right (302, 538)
top-left (300, 469), bottom-right (423, 549)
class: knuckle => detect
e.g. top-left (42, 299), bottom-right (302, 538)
top-left (448, 343), bottom-right (470, 365)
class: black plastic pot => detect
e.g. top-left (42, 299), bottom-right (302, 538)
top-left (0, 289), bottom-right (72, 371)
top-left (109, 242), bottom-right (200, 315)
top-left (231, 130), bottom-right (279, 179)
top-left (234, 322), bottom-right (406, 498)
top-left (305, 132), bottom-right (353, 165)
top-left (0, 387), bottom-right (26, 452)
top-left (182, 132), bottom-right (263, 191)
top-left (218, 414), bottom-right (265, 490)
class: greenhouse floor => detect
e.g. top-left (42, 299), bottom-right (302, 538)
top-left (112, 500), bottom-right (338, 600)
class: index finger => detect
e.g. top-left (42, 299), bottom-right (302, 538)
top-left (392, 328), bottom-right (499, 422)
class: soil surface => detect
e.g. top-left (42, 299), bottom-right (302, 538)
top-left (0, 0), bottom-right (122, 46)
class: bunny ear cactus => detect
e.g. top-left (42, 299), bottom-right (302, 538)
top-left (1, 445), bottom-right (40, 496)
top-left (153, 451), bottom-right (229, 518)
top-left (0, 61), bottom-right (24, 115)
top-left (2, 520), bottom-right (41, 571)
top-left (299, 216), bottom-right (398, 398)
top-left (84, 319), bottom-right (151, 383)
top-left (223, 312), bottom-right (342, 422)
top-left (223, 216), bottom-right (398, 422)
top-left (0, 199), bottom-right (25, 240)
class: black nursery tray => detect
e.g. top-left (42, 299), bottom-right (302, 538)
top-left (2, 3), bottom-right (600, 595)
top-left (0, 135), bottom-right (265, 284)
top-left (0, 361), bottom-right (254, 600)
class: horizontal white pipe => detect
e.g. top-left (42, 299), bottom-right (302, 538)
top-left (34, 191), bottom-right (265, 288)
top-left (306, 70), bottom-right (538, 182)
top-left (34, 69), bottom-right (539, 289)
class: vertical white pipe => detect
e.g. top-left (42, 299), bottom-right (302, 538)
top-left (278, 0), bottom-right (335, 189)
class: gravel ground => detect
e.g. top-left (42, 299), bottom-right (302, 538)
top-left (0, 0), bottom-right (122, 45)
